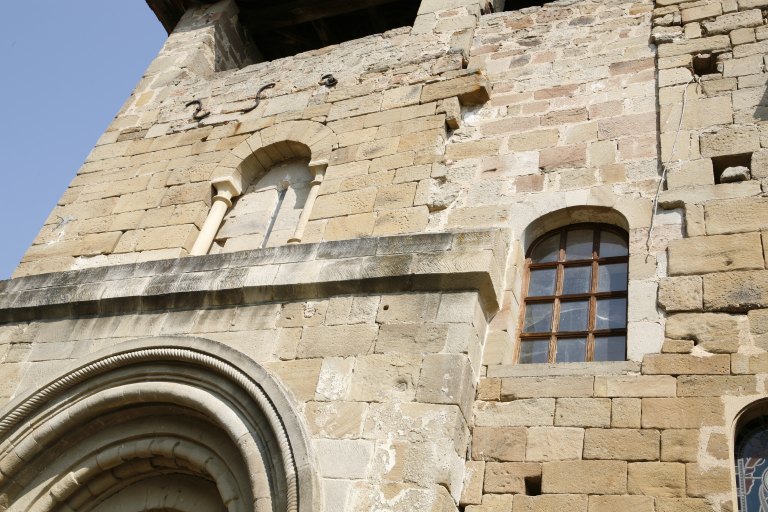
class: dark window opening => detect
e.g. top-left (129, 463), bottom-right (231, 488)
top-left (525, 475), bottom-right (542, 496)
top-left (230, 0), bottom-right (420, 61)
top-left (712, 153), bottom-right (752, 184)
top-left (692, 53), bottom-right (721, 77)
top-left (503, 0), bottom-right (551, 12)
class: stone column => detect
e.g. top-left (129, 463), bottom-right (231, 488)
top-left (288, 163), bottom-right (326, 244)
top-left (189, 178), bottom-right (240, 256)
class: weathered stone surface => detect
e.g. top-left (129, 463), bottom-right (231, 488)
top-left (555, 398), bottom-right (611, 427)
top-left (460, 460), bottom-right (484, 505)
top-left (421, 74), bottom-right (491, 105)
top-left (501, 376), bottom-right (594, 399)
top-left (667, 233), bottom-right (765, 276)
top-left (655, 498), bottom-right (712, 512)
top-left (719, 166), bottom-right (751, 183)
top-left (664, 313), bottom-right (750, 353)
top-left (642, 398), bottom-right (724, 428)
top-left (594, 375), bottom-right (676, 397)
top-left (627, 462), bottom-right (685, 497)
top-left (513, 495), bottom-right (588, 512)
top-left (703, 9), bottom-right (763, 34)
top-left (700, 125), bottom-right (760, 157)
top-left (705, 197), bottom-right (768, 235)
top-left (472, 426), bottom-right (526, 461)
top-left (588, 495), bottom-right (654, 512)
top-left (484, 462), bottom-right (540, 494)
top-left (612, 398), bottom-right (641, 428)
top-left (474, 399), bottom-right (556, 427)
top-left (685, 464), bottom-right (731, 497)
top-left (658, 276), bottom-right (702, 312)
top-left (703, 271), bottom-right (768, 311)
top-left (661, 430), bottom-right (698, 462)
top-left (642, 354), bottom-right (731, 375)
top-left (542, 460), bottom-right (627, 494)
top-left (525, 427), bottom-right (584, 461)
top-left (583, 429), bottom-right (660, 461)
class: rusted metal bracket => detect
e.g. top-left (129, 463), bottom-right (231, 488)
top-left (242, 83), bottom-right (276, 114)
top-left (186, 100), bottom-right (211, 121)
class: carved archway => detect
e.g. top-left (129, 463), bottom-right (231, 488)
top-left (0, 337), bottom-right (318, 512)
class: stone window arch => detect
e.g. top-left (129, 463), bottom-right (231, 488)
top-left (191, 120), bottom-right (338, 256)
top-left (735, 404), bottom-right (768, 511)
top-left (517, 217), bottom-right (629, 364)
top-left (0, 337), bottom-right (317, 512)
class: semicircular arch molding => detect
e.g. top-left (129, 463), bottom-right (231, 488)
top-left (212, 120), bottom-right (338, 196)
top-left (0, 337), bottom-right (319, 512)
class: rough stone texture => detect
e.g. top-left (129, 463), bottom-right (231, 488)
top-left (6, 0), bottom-right (768, 509)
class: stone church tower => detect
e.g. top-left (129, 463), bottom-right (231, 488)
top-left (1, 0), bottom-right (767, 510)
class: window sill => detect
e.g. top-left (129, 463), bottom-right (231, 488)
top-left (486, 361), bottom-right (640, 378)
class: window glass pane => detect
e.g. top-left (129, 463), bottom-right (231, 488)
top-left (595, 298), bottom-right (627, 330)
top-left (564, 229), bottom-right (594, 261)
top-left (736, 418), bottom-right (768, 511)
top-left (523, 302), bottom-right (553, 333)
top-left (562, 266), bottom-right (591, 295)
top-left (530, 233), bottom-right (560, 263)
top-left (594, 336), bottom-right (625, 361)
top-left (529, 268), bottom-right (556, 297)
top-left (556, 337), bottom-right (586, 362)
top-left (558, 300), bottom-right (589, 332)
top-left (599, 230), bottom-right (628, 258)
top-left (597, 263), bottom-right (628, 292)
top-left (519, 339), bottom-right (549, 364)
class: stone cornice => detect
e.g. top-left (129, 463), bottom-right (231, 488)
top-left (0, 230), bottom-right (506, 323)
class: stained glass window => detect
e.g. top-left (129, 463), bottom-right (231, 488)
top-left (736, 416), bottom-right (768, 511)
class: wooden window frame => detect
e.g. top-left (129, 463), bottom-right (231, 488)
top-left (516, 223), bottom-right (628, 364)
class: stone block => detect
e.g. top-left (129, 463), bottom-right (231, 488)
top-left (263, 359), bottom-right (321, 402)
top-left (377, 293), bottom-right (440, 324)
top-left (525, 427), bottom-right (584, 461)
top-left (500, 376), bottom-right (594, 399)
top-left (627, 462), bottom-right (685, 497)
top-left (474, 399), bottom-right (556, 427)
top-left (749, 308), bottom-right (768, 349)
top-left (588, 495), bottom-right (654, 512)
top-left (658, 276), bottom-right (702, 312)
top-left (704, 270), bottom-right (768, 311)
top-left (668, 233), bottom-right (765, 276)
top-left (348, 353), bottom-right (422, 402)
top-left (664, 313), bottom-right (750, 353)
top-left (372, 206), bottom-right (429, 236)
top-left (310, 188), bottom-right (377, 220)
top-left (655, 498), bottom-right (712, 512)
top-left (513, 495), bottom-right (588, 512)
top-left (641, 397), bottom-right (724, 428)
top-left (472, 426), bottom-right (526, 462)
top-left (305, 401), bottom-right (367, 438)
top-left (297, 324), bottom-right (380, 358)
top-left (421, 74), bottom-right (491, 105)
top-left (665, 159), bottom-right (715, 189)
top-left (641, 354), bottom-right (730, 375)
top-left (681, 2), bottom-right (722, 22)
top-left (484, 461), bottom-right (540, 494)
top-left (417, 354), bottom-right (474, 416)
top-left (460, 460), bottom-right (484, 505)
top-left (612, 398), bottom-right (641, 428)
top-left (676, 375), bottom-right (757, 396)
top-left (555, 398), bottom-right (611, 427)
top-left (594, 375), bottom-right (677, 397)
top-left (685, 464), bottom-right (731, 497)
top-left (375, 323), bottom-right (448, 353)
top-left (706, 8), bottom-right (763, 33)
top-left (661, 430), bottom-right (698, 462)
top-left (583, 429), bottom-right (660, 461)
top-left (699, 125), bottom-right (760, 158)
top-left (662, 339), bottom-right (694, 354)
top-left (315, 438), bottom-right (374, 479)
top-left (542, 460), bottom-right (627, 494)
top-left (704, 197), bottom-right (768, 235)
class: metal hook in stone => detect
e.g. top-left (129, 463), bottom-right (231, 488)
top-left (318, 74), bottom-right (338, 87)
top-left (186, 100), bottom-right (210, 121)
top-left (241, 83), bottom-right (276, 114)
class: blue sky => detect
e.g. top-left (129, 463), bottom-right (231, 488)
top-left (0, 2), bottom-right (167, 279)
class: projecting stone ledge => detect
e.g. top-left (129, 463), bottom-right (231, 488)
top-left (0, 230), bottom-right (506, 323)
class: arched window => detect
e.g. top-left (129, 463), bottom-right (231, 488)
top-left (214, 157), bottom-right (313, 252)
top-left (518, 223), bottom-right (628, 364)
top-left (736, 414), bottom-right (768, 511)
